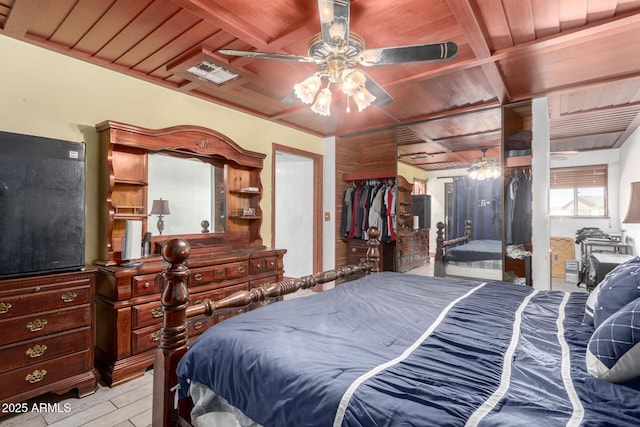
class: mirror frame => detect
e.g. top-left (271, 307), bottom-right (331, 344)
top-left (96, 121), bottom-right (266, 263)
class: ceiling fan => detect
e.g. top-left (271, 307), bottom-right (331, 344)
top-left (218, 0), bottom-right (457, 116)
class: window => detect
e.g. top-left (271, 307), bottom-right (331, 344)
top-left (549, 165), bottom-right (608, 216)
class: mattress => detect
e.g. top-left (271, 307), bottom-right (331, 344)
top-left (177, 272), bottom-right (640, 426)
top-left (443, 239), bottom-right (502, 262)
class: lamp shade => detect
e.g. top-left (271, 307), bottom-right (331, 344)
top-left (623, 182), bottom-right (640, 223)
top-left (150, 198), bottom-right (170, 215)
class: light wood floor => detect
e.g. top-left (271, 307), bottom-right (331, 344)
top-left (0, 370), bottom-right (154, 427)
top-left (1, 258), bottom-right (585, 427)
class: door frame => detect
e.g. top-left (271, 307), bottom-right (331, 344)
top-left (272, 144), bottom-right (323, 274)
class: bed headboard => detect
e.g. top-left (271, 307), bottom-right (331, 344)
top-left (434, 219), bottom-right (472, 277)
top-left (152, 226), bottom-right (381, 426)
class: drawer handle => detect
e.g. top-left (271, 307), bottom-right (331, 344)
top-left (143, 282), bottom-right (151, 289)
top-left (194, 273), bottom-right (203, 281)
top-left (27, 319), bottom-right (47, 332)
top-left (351, 247), bottom-right (357, 253)
top-left (254, 264), bottom-right (262, 270)
top-left (25, 369), bottom-right (47, 384)
top-left (194, 321), bottom-right (203, 330)
top-left (150, 307), bottom-right (163, 318)
top-left (26, 344), bottom-right (48, 358)
top-left (269, 261), bottom-right (275, 267)
top-left (238, 267), bottom-right (245, 273)
top-left (194, 300), bottom-right (202, 305)
top-left (61, 292), bottom-right (77, 303)
top-left (0, 302), bottom-right (11, 314)
top-left (150, 331), bottom-right (160, 342)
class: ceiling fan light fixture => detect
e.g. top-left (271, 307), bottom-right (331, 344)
top-left (341, 69), bottom-right (365, 96)
top-left (311, 87), bottom-right (332, 116)
top-left (467, 148), bottom-right (500, 180)
top-left (294, 74), bottom-right (322, 104)
top-left (353, 86), bottom-right (376, 112)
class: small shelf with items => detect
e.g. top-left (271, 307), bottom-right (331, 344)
top-left (113, 205), bottom-right (147, 220)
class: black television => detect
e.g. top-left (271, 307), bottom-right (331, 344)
top-left (0, 130), bottom-right (86, 278)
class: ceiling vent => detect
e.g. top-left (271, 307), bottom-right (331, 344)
top-left (187, 61), bottom-right (238, 84)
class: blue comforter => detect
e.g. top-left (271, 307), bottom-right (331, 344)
top-left (443, 239), bottom-right (502, 262)
top-left (177, 272), bottom-right (640, 426)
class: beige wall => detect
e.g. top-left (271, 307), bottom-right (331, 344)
top-left (0, 35), bottom-right (323, 264)
top-left (397, 162), bottom-right (429, 189)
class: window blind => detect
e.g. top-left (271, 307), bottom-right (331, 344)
top-left (550, 165), bottom-right (607, 189)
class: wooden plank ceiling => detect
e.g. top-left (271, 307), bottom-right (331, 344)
top-left (2, 0), bottom-right (640, 171)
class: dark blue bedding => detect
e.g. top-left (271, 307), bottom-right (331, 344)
top-left (443, 239), bottom-right (502, 262)
top-left (176, 272), bottom-right (640, 426)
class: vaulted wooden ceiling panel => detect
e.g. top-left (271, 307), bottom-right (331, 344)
top-left (3, 0), bottom-right (640, 171)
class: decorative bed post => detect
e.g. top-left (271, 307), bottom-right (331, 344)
top-left (152, 239), bottom-right (192, 427)
top-left (434, 220), bottom-right (473, 277)
top-left (152, 228), bottom-right (381, 426)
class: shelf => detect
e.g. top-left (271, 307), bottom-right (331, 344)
top-left (229, 189), bottom-right (261, 195)
top-left (505, 155), bottom-right (532, 168)
top-left (342, 169), bottom-right (396, 182)
top-left (228, 215), bottom-right (261, 220)
top-left (114, 178), bottom-right (148, 186)
top-left (113, 214), bottom-right (148, 220)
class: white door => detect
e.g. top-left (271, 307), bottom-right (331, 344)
top-left (275, 151), bottom-right (314, 277)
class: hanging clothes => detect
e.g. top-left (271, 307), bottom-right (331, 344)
top-left (340, 179), bottom-right (397, 242)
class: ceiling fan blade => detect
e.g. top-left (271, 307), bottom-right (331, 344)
top-left (317, 0), bottom-right (350, 48)
top-left (357, 41), bottom-right (457, 66)
top-left (218, 48), bottom-right (317, 64)
top-left (361, 72), bottom-right (393, 107)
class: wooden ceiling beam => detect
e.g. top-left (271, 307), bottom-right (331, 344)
top-left (446, 0), bottom-right (510, 104)
top-left (170, 0), bottom-right (273, 49)
top-left (3, 0), bottom-right (44, 37)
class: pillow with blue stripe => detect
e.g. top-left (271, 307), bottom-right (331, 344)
top-left (586, 297), bottom-right (640, 383)
top-left (592, 256), bottom-right (640, 329)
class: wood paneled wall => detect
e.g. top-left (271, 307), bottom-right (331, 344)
top-left (335, 129), bottom-right (397, 268)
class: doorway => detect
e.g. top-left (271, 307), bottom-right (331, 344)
top-left (273, 145), bottom-right (322, 278)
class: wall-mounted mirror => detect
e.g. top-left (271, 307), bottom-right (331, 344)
top-left (397, 107), bottom-right (503, 280)
top-left (148, 152), bottom-right (225, 235)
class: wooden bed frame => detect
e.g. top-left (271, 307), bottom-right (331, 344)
top-left (433, 219), bottom-right (472, 277)
top-left (151, 227), bottom-right (381, 426)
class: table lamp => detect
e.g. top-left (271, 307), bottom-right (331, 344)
top-left (150, 198), bottom-right (170, 235)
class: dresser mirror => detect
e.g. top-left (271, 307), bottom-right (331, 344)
top-left (148, 152), bottom-right (226, 235)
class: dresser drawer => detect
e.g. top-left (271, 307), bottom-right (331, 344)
top-left (189, 267), bottom-right (214, 286)
top-left (190, 282), bottom-right (249, 306)
top-left (1, 305), bottom-right (91, 346)
top-left (0, 349), bottom-right (92, 401)
top-left (250, 256), bottom-right (277, 274)
top-left (131, 324), bottom-right (161, 354)
top-left (0, 284), bottom-right (91, 319)
top-left (131, 300), bottom-right (164, 329)
top-left (132, 274), bottom-right (159, 297)
top-left (212, 261), bottom-right (248, 281)
top-left (0, 328), bottom-right (91, 374)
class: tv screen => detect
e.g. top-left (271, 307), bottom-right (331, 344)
top-left (0, 130), bottom-right (86, 278)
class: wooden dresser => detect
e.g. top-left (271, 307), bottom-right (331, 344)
top-left (95, 248), bottom-right (285, 386)
top-left (93, 121), bottom-right (288, 385)
top-left (397, 229), bottom-right (430, 272)
top-left (0, 270), bottom-right (98, 408)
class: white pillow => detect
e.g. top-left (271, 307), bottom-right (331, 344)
top-left (582, 282), bottom-right (600, 326)
top-left (586, 297), bottom-right (640, 383)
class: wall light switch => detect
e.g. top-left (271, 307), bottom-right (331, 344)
top-left (324, 212), bottom-right (330, 221)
